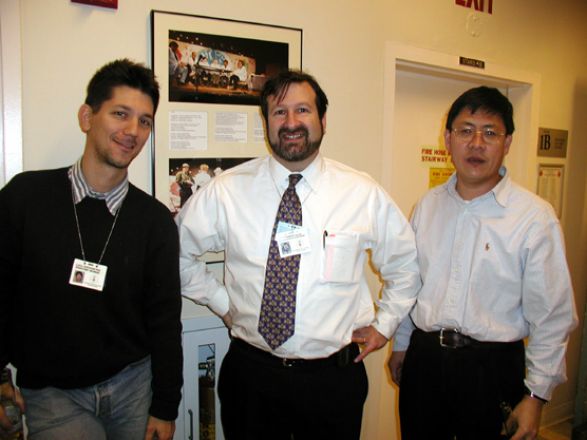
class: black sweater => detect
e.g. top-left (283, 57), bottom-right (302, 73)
top-left (0, 168), bottom-right (183, 420)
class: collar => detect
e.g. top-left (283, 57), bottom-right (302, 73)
top-left (68, 159), bottom-right (129, 215)
top-left (491, 166), bottom-right (511, 207)
top-left (444, 166), bottom-right (511, 208)
top-left (268, 153), bottom-right (323, 197)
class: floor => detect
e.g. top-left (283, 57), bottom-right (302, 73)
top-left (538, 420), bottom-right (573, 440)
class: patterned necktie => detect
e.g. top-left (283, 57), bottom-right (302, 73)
top-left (258, 174), bottom-right (303, 349)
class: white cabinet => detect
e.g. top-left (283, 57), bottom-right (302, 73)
top-left (175, 316), bottom-right (230, 440)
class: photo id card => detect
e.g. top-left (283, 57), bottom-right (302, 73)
top-left (69, 258), bottom-right (107, 292)
top-left (275, 222), bottom-right (311, 258)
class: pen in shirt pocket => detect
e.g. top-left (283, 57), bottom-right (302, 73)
top-left (323, 230), bottom-right (328, 248)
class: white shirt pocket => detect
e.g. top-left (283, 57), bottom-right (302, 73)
top-left (321, 231), bottom-right (362, 283)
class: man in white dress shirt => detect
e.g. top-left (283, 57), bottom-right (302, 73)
top-left (229, 59), bottom-right (248, 88)
top-left (176, 70), bottom-right (421, 439)
top-left (389, 86), bottom-right (577, 440)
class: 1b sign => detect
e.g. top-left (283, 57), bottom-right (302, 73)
top-left (537, 128), bottom-right (568, 158)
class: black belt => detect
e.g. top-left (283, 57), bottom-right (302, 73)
top-left (230, 338), bottom-right (358, 368)
top-left (418, 328), bottom-right (518, 349)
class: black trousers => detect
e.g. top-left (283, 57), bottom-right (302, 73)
top-left (178, 185), bottom-right (193, 207)
top-left (218, 339), bottom-right (368, 440)
top-left (399, 329), bottom-right (525, 440)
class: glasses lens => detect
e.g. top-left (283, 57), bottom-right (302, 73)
top-left (454, 128), bottom-right (503, 144)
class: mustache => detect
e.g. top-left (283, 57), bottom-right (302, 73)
top-left (278, 126), bottom-right (309, 137)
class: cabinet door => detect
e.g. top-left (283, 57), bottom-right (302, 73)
top-left (181, 326), bottom-right (230, 440)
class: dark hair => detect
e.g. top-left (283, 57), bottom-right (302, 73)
top-left (260, 70), bottom-right (328, 121)
top-left (84, 59), bottom-right (160, 114)
top-left (446, 86), bottom-right (514, 135)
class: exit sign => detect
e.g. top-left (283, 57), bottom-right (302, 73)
top-left (455, 0), bottom-right (493, 14)
top-left (72, 0), bottom-right (118, 9)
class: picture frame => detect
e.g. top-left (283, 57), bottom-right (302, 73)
top-left (150, 10), bottom-right (303, 212)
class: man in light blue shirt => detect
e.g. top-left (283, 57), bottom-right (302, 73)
top-left (389, 86), bottom-right (577, 440)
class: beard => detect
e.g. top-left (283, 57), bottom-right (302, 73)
top-left (269, 125), bottom-right (323, 163)
top-left (269, 125), bottom-right (324, 162)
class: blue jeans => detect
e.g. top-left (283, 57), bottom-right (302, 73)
top-left (21, 356), bottom-right (152, 440)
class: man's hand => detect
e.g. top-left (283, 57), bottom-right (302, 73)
top-left (144, 416), bottom-right (175, 440)
top-left (0, 404), bottom-right (14, 435)
top-left (0, 379), bottom-right (24, 433)
top-left (351, 326), bottom-right (388, 362)
top-left (388, 350), bottom-right (406, 386)
top-left (504, 395), bottom-right (543, 440)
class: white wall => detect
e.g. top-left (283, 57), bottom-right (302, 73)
top-left (0, 0), bottom-right (23, 184)
top-left (13, 0), bottom-right (587, 438)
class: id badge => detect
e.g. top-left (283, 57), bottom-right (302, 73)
top-left (69, 258), bottom-right (107, 292)
top-left (275, 222), bottom-right (311, 258)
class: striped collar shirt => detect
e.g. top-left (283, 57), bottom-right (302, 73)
top-left (68, 159), bottom-right (129, 215)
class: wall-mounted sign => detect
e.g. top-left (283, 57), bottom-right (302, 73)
top-left (459, 56), bottom-right (485, 69)
top-left (537, 165), bottom-right (564, 218)
top-left (455, 0), bottom-right (493, 14)
top-left (429, 168), bottom-right (454, 189)
top-left (71, 0), bottom-right (118, 9)
top-left (537, 128), bottom-right (568, 158)
top-left (420, 146), bottom-right (452, 166)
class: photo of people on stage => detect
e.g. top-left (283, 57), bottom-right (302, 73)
top-left (168, 29), bottom-right (289, 105)
top-left (168, 157), bottom-right (254, 215)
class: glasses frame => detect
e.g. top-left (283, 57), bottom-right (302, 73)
top-left (451, 127), bottom-right (507, 144)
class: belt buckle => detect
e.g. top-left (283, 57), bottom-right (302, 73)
top-left (439, 328), bottom-right (459, 349)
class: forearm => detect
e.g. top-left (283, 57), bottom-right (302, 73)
top-left (392, 315), bottom-right (416, 351)
top-left (522, 217), bottom-right (577, 400)
top-left (524, 339), bottom-right (571, 400)
top-left (176, 182), bottom-right (229, 315)
top-left (147, 303), bottom-right (183, 420)
top-left (374, 268), bottom-right (420, 338)
top-left (179, 257), bottom-right (230, 316)
top-left (371, 197), bottom-right (420, 338)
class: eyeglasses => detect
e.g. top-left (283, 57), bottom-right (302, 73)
top-left (451, 127), bottom-right (507, 144)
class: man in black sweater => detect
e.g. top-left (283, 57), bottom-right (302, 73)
top-left (0, 59), bottom-right (183, 440)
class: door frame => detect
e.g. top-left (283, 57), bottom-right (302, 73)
top-left (0, 0), bottom-right (23, 186)
top-left (381, 42), bottom-right (541, 196)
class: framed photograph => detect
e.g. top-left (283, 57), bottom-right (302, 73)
top-left (151, 10), bottom-right (302, 207)
top-left (168, 157), bottom-right (254, 216)
top-left (166, 29), bottom-right (290, 106)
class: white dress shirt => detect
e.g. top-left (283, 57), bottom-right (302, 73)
top-left (193, 170), bottom-right (211, 189)
top-left (393, 168), bottom-right (577, 399)
top-left (177, 154), bottom-right (421, 359)
top-left (232, 65), bottom-right (248, 81)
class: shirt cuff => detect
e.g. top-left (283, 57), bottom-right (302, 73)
top-left (371, 320), bottom-right (393, 340)
top-left (524, 376), bottom-right (557, 402)
top-left (206, 285), bottom-right (230, 318)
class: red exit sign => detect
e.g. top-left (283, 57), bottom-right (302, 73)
top-left (455, 0), bottom-right (493, 14)
top-left (72, 0), bottom-right (118, 9)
